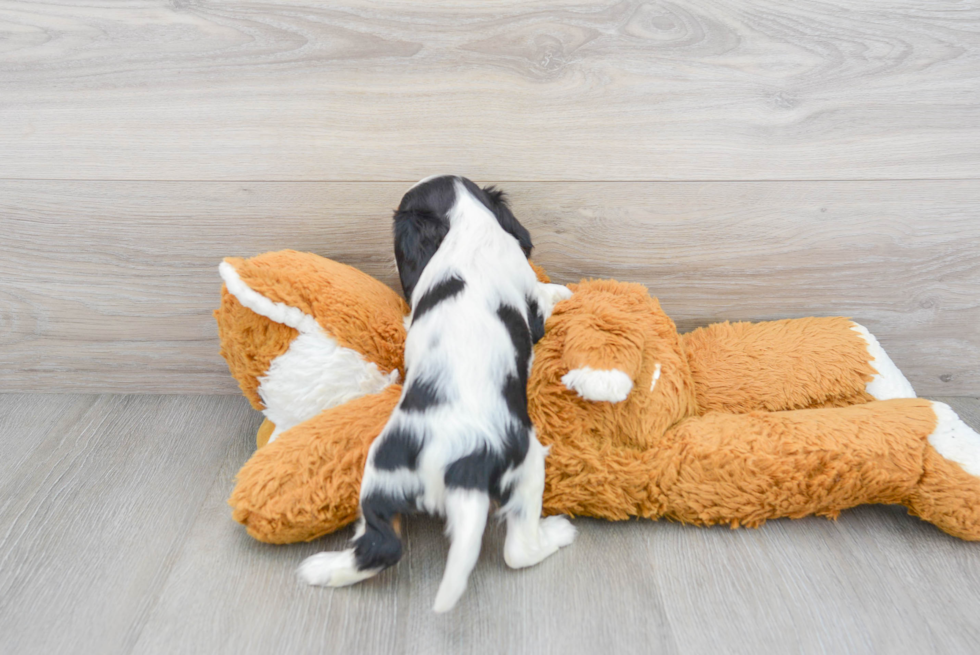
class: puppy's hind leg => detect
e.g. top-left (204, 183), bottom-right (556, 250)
top-left (502, 436), bottom-right (576, 570)
top-left (298, 490), bottom-right (407, 587)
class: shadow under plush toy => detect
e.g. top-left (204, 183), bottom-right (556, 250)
top-left (215, 250), bottom-right (980, 544)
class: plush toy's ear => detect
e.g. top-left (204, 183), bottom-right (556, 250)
top-left (482, 185), bottom-right (533, 257)
top-left (393, 208), bottom-right (450, 302)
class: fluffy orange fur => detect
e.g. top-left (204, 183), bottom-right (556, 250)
top-left (683, 318), bottom-right (876, 413)
top-left (218, 251), bottom-right (980, 544)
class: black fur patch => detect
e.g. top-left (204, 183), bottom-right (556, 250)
top-left (526, 296), bottom-right (545, 344)
top-left (495, 484), bottom-right (513, 508)
top-left (372, 426), bottom-right (422, 471)
top-left (445, 427), bottom-right (530, 503)
top-left (393, 176), bottom-right (457, 302)
top-left (502, 423), bottom-right (530, 467)
top-left (497, 304), bottom-right (533, 380)
top-left (497, 303), bottom-right (533, 429)
top-left (491, 424), bottom-right (533, 507)
top-left (399, 377), bottom-right (443, 412)
top-left (413, 275), bottom-right (465, 324)
top-left (445, 449), bottom-right (496, 491)
top-left (353, 491), bottom-right (415, 571)
top-left (501, 374), bottom-right (531, 428)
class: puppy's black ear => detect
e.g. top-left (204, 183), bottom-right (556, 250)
top-left (393, 209), bottom-right (450, 302)
top-left (482, 185), bottom-right (533, 257)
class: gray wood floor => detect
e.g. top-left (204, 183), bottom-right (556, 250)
top-left (1, 393), bottom-right (979, 655)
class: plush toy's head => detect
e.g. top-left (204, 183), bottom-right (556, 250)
top-left (215, 250), bottom-right (408, 443)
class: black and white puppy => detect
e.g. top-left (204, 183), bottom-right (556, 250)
top-left (298, 175), bottom-right (575, 612)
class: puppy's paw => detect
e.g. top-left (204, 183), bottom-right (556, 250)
top-left (297, 549), bottom-right (376, 587)
top-left (540, 282), bottom-right (573, 303)
top-left (504, 516), bottom-right (577, 569)
top-left (535, 282), bottom-right (573, 321)
top-left (541, 515), bottom-right (577, 549)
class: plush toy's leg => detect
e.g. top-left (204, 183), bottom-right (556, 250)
top-left (682, 317), bottom-right (914, 414)
top-left (906, 402), bottom-right (980, 540)
top-left (229, 385), bottom-right (401, 544)
top-left (540, 397), bottom-right (980, 540)
top-left (634, 399), bottom-right (939, 529)
top-left (502, 437), bottom-right (576, 569)
top-left (629, 398), bottom-right (980, 541)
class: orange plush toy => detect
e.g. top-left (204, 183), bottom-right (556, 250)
top-left (216, 250), bottom-right (980, 544)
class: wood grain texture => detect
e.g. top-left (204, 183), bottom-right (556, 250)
top-left (3, 394), bottom-right (979, 655)
top-left (2, 180), bottom-right (978, 394)
top-left (0, 394), bottom-right (261, 655)
top-left (1, 0), bottom-right (978, 180)
top-left (124, 396), bottom-right (980, 655)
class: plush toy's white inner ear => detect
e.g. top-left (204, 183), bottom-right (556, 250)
top-left (219, 261), bottom-right (398, 443)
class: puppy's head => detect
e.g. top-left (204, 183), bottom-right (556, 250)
top-left (393, 175), bottom-right (533, 301)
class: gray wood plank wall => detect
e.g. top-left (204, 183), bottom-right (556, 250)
top-left (1, 1), bottom-right (978, 395)
top-left (3, 0), bottom-right (978, 180)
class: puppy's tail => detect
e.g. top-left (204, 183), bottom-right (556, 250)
top-left (432, 488), bottom-right (490, 613)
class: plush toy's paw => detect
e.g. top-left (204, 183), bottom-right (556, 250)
top-left (297, 549), bottom-right (378, 587)
top-left (561, 367), bottom-right (633, 403)
top-left (850, 322), bottom-right (916, 400)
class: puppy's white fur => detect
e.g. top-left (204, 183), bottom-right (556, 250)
top-left (299, 178), bottom-right (575, 611)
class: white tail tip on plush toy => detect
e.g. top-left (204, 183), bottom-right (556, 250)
top-left (850, 322), bottom-right (916, 400)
